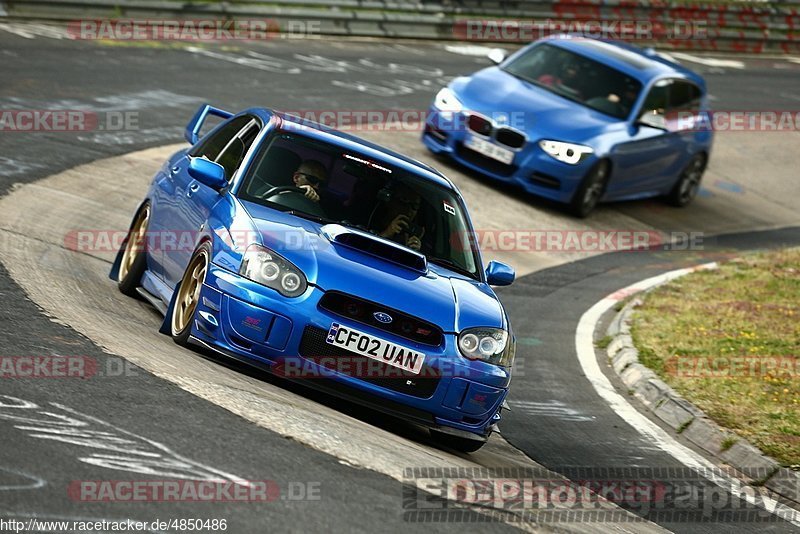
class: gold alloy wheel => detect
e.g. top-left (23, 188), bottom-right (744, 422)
top-left (118, 206), bottom-right (149, 282)
top-left (171, 247), bottom-right (208, 336)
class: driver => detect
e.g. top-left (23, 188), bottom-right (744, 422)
top-left (604, 80), bottom-right (639, 117)
top-left (376, 183), bottom-right (425, 251)
top-left (292, 160), bottom-right (327, 202)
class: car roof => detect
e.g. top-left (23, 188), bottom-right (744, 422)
top-left (544, 36), bottom-right (705, 88)
top-left (245, 108), bottom-right (455, 190)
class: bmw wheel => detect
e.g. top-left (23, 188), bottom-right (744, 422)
top-left (667, 154), bottom-right (706, 207)
top-left (569, 160), bottom-right (609, 218)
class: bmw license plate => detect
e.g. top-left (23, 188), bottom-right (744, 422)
top-left (325, 323), bottom-right (425, 374)
top-left (464, 134), bottom-right (515, 165)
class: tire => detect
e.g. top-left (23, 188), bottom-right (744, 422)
top-left (170, 241), bottom-right (211, 346)
top-left (569, 160), bottom-right (610, 218)
top-left (431, 430), bottom-right (488, 453)
top-left (666, 154), bottom-right (706, 207)
top-left (117, 204), bottom-right (150, 297)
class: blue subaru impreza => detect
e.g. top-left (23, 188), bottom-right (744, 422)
top-left (111, 105), bottom-right (516, 452)
top-left (423, 36), bottom-right (714, 217)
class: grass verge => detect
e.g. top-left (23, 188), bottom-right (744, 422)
top-left (630, 248), bottom-right (799, 467)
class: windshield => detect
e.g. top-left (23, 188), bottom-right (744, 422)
top-left (238, 131), bottom-right (480, 279)
top-left (502, 43), bottom-right (642, 120)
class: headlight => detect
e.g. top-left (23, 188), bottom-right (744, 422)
top-left (458, 327), bottom-right (515, 367)
top-left (433, 87), bottom-right (463, 113)
top-left (539, 140), bottom-right (594, 165)
top-left (239, 244), bottom-right (307, 298)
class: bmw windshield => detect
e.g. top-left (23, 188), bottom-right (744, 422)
top-left (238, 130), bottom-right (481, 279)
top-left (502, 43), bottom-right (643, 120)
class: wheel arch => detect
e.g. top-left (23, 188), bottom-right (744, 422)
top-left (159, 238), bottom-right (214, 337)
top-left (109, 198), bottom-right (152, 282)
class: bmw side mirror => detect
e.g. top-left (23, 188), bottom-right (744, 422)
top-left (486, 260), bottom-right (515, 286)
top-left (188, 157), bottom-right (227, 190)
top-left (488, 48), bottom-right (507, 65)
top-left (637, 110), bottom-right (668, 131)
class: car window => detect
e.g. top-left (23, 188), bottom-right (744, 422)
top-left (191, 116), bottom-right (260, 181)
top-left (191, 115), bottom-right (251, 160)
top-left (216, 119), bottom-right (260, 181)
top-left (640, 80), bottom-right (670, 117)
top-left (668, 80), bottom-right (701, 113)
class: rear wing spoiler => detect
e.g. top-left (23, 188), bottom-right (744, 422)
top-left (185, 104), bottom-right (234, 145)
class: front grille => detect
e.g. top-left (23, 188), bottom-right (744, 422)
top-left (456, 143), bottom-right (517, 177)
top-left (298, 326), bottom-right (440, 398)
top-left (467, 114), bottom-right (526, 152)
top-left (467, 114), bottom-right (492, 136)
top-left (495, 128), bottom-right (525, 149)
top-left (319, 291), bottom-right (443, 346)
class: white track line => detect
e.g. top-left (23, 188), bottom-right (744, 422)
top-left (444, 44), bottom-right (501, 57)
top-left (655, 51), bottom-right (677, 63)
top-left (575, 262), bottom-right (800, 526)
top-left (670, 53), bottom-right (745, 69)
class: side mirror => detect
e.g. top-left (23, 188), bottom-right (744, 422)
top-left (188, 157), bottom-right (227, 190)
top-left (636, 110), bottom-right (668, 131)
top-left (488, 48), bottom-right (507, 65)
top-left (486, 260), bottom-right (515, 286)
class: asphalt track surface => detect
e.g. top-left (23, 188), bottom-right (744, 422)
top-left (1, 25), bottom-right (800, 533)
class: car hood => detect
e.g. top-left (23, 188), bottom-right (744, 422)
top-left (239, 200), bottom-right (505, 332)
top-left (453, 67), bottom-right (623, 143)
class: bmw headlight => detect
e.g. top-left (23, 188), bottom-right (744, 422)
top-left (539, 140), bottom-right (594, 165)
top-left (433, 87), bottom-right (463, 113)
top-left (458, 327), bottom-right (515, 367)
top-left (239, 244), bottom-right (307, 298)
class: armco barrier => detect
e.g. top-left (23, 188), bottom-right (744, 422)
top-left (2, 0), bottom-right (799, 53)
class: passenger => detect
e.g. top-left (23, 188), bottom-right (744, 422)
top-left (375, 183), bottom-right (425, 251)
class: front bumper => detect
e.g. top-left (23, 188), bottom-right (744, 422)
top-left (189, 264), bottom-right (511, 438)
top-left (422, 108), bottom-right (595, 204)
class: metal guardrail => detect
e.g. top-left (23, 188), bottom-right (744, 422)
top-left (2, 0), bottom-right (799, 53)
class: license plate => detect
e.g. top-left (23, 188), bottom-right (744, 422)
top-left (325, 323), bottom-right (425, 374)
top-left (464, 134), bottom-right (515, 165)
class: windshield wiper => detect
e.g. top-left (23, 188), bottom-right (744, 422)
top-left (338, 220), bottom-right (371, 233)
top-left (285, 213), bottom-right (377, 234)
top-left (285, 210), bottom-right (336, 225)
top-left (427, 257), bottom-right (477, 279)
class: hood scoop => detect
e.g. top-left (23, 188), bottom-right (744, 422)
top-left (321, 224), bottom-right (427, 274)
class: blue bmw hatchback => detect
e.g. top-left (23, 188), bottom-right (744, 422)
top-left (423, 36), bottom-right (714, 217)
top-left (111, 106), bottom-right (516, 452)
